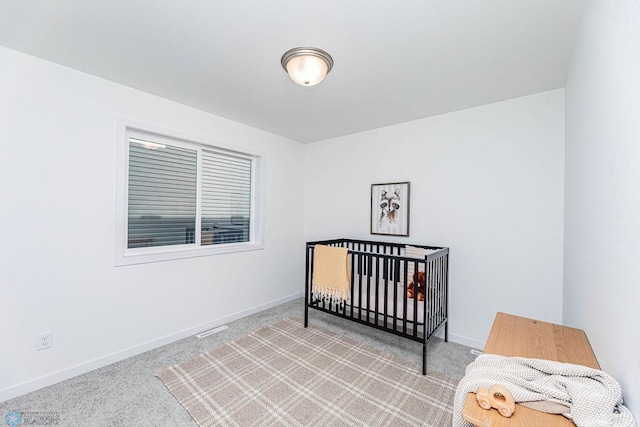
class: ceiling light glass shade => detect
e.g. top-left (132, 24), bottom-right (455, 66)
top-left (281, 47), bottom-right (333, 86)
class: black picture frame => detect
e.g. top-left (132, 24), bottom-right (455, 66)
top-left (370, 182), bottom-right (410, 236)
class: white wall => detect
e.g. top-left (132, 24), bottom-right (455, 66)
top-left (564, 0), bottom-right (640, 419)
top-left (304, 89), bottom-right (566, 348)
top-left (0, 46), bottom-right (305, 401)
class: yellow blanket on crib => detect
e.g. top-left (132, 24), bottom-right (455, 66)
top-left (312, 245), bottom-right (351, 303)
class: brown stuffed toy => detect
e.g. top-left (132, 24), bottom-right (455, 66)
top-left (407, 271), bottom-right (426, 301)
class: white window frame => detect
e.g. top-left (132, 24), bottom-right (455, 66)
top-left (115, 119), bottom-right (264, 266)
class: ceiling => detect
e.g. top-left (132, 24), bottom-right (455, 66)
top-left (0, 1), bottom-right (585, 143)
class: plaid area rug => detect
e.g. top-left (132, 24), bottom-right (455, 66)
top-left (156, 318), bottom-right (458, 426)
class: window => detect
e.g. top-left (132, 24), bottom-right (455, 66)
top-left (116, 121), bottom-right (263, 265)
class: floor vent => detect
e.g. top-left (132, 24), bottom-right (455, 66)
top-left (195, 325), bottom-right (229, 339)
top-left (470, 349), bottom-right (483, 356)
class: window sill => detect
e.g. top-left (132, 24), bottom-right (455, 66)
top-left (115, 241), bottom-right (264, 266)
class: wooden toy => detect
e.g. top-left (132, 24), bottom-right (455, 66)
top-left (476, 384), bottom-right (515, 417)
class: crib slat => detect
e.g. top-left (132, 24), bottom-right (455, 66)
top-left (392, 257), bottom-right (399, 333)
top-left (402, 258), bottom-right (408, 335)
top-left (383, 256), bottom-right (389, 327)
top-left (416, 261), bottom-right (420, 337)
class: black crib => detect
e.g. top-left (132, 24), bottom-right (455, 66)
top-left (304, 238), bottom-right (449, 375)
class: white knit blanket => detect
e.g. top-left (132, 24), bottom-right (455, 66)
top-left (453, 354), bottom-right (636, 427)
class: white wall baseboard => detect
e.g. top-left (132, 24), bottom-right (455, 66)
top-left (431, 326), bottom-right (485, 352)
top-left (0, 292), bottom-right (303, 403)
top-left (446, 332), bottom-right (485, 352)
top-left (1, 292), bottom-right (486, 403)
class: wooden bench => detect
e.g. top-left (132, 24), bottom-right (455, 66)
top-left (461, 312), bottom-right (599, 427)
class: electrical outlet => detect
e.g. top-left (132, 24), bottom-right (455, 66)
top-left (37, 331), bottom-right (52, 350)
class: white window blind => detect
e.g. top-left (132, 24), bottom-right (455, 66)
top-left (127, 139), bottom-right (197, 248)
top-left (201, 150), bottom-right (252, 245)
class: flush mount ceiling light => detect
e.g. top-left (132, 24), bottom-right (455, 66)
top-left (281, 47), bottom-right (334, 87)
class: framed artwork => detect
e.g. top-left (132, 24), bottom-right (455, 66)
top-left (370, 182), bottom-right (410, 236)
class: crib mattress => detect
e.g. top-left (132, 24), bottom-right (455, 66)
top-left (349, 279), bottom-right (426, 324)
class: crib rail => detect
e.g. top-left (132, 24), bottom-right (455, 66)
top-left (304, 238), bottom-right (449, 375)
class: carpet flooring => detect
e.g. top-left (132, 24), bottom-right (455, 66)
top-left (157, 318), bottom-right (458, 426)
top-left (0, 298), bottom-right (477, 426)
